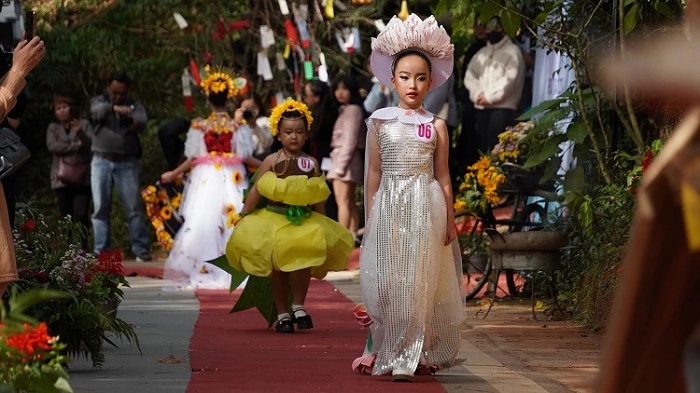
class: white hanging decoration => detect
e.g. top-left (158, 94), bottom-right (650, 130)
top-left (276, 52), bottom-right (287, 71)
top-left (257, 52), bottom-right (274, 81)
top-left (334, 32), bottom-right (348, 53)
top-left (352, 27), bottom-right (361, 51)
top-left (318, 52), bottom-right (329, 82)
top-left (173, 12), bottom-right (188, 30)
top-left (260, 25), bottom-right (276, 49)
top-left (277, 0), bottom-right (290, 16)
top-left (373, 19), bottom-right (386, 32)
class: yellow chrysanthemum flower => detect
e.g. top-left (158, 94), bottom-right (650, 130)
top-left (268, 98), bottom-right (314, 136)
top-left (200, 65), bottom-right (239, 99)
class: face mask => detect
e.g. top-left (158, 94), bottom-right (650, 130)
top-left (487, 31), bottom-right (504, 44)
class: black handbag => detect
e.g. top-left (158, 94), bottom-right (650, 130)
top-left (0, 127), bottom-right (30, 179)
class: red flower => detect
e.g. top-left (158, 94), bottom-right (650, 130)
top-left (5, 323), bottom-right (54, 359)
top-left (20, 220), bottom-right (36, 232)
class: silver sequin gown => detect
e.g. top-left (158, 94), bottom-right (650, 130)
top-left (359, 116), bottom-right (465, 375)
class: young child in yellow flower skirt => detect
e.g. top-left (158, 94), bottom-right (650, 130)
top-left (226, 98), bottom-right (354, 333)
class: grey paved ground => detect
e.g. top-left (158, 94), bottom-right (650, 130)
top-left (68, 278), bottom-right (196, 392)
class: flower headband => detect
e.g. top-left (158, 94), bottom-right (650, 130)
top-left (200, 65), bottom-right (239, 99)
top-left (268, 98), bottom-right (313, 136)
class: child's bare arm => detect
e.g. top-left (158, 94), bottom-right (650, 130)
top-left (433, 119), bottom-right (456, 246)
top-left (240, 154), bottom-right (275, 215)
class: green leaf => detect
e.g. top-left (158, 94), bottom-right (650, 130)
top-left (534, 11), bottom-right (548, 26)
top-left (540, 156), bottom-right (563, 185)
top-left (501, 10), bottom-right (521, 38)
top-left (652, 1), bottom-right (674, 18)
top-left (54, 377), bottom-right (74, 393)
top-left (207, 255), bottom-right (249, 292)
top-left (624, 0), bottom-right (636, 6)
top-left (524, 137), bottom-right (562, 168)
top-left (479, 2), bottom-right (501, 23)
top-left (517, 98), bottom-right (566, 121)
top-left (566, 121), bottom-right (588, 143)
top-left (623, 4), bottom-right (639, 35)
top-left (230, 275), bottom-right (277, 327)
top-left (563, 166), bottom-right (585, 193)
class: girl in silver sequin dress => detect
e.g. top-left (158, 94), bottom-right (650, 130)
top-left (352, 14), bottom-right (465, 382)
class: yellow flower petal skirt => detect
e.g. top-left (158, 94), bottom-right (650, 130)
top-left (226, 172), bottom-right (354, 279)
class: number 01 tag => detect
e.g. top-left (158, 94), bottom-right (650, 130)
top-left (416, 123), bottom-right (434, 142)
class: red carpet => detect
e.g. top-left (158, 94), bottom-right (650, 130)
top-left (187, 280), bottom-right (446, 392)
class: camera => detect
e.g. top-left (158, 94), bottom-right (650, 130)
top-left (242, 109), bottom-right (254, 122)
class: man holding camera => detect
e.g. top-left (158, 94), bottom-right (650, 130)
top-left (90, 71), bottom-right (152, 261)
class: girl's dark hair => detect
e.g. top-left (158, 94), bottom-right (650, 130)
top-left (208, 91), bottom-right (228, 107)
top-left (391, 49), bottom-right (432, 75)
top-left (331, 74), bottom-right (362, 105)
top-left (279, 109), bottom-right (309, 132)
top-left (304, 80), bottom-right (338, 159)
top-left (306, 79), bottom-right (329, 101)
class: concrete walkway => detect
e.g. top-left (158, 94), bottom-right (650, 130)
top-left (68, 266), bottom-right (601, 392)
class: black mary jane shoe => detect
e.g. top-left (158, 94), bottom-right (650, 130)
top-left (294, 314), bottom-right (314, 330)
top-left (275, 318), bottom-right (295, 333)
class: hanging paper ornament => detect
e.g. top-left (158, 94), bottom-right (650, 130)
top-left (324, 0), bottom-right (334, 19)
top-left (277, 0), bottom-right (290, 16)
top-left (181, 68), bottom-right (194, 112)
top-left (317, 52), bottom-right (329, 82)
top-left (260, 25), bottom-right (276, 49)
top-left (351, 27), bottom-right (361, 52)
top-left (257, 52), bottom-right (274, 81)
top-left (276, 52), bottom-right (287, 71)
top-left (283, 43), bottom-right (291, 59)
top-left (293, 4), bottom-right (311, 49)
top-left (173, 12), bottom-right (188, 30)
top-left (334, 32), bottom-right (348, 53)
top-left (304, 61), bottom-right (314, 80)
top-left (284, 19), bottom-right (299, 46)
top-left (228, 20), bottom-right (251, 31)
top-left (344, 28), bottom-right (355, 54)
top-left (189, 59), bottom-right (201, 85)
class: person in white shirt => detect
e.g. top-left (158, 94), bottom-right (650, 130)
top-left (464, 17), bottom-right (526, 155)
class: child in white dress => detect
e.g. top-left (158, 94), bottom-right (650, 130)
top-left (352, 14), bottom-right (466, 382)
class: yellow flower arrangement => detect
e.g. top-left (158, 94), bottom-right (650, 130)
top-left (268, 98), bottom-right (313, 136)
top-left (491, 121), bottom-right (535, 164)
top-left (454, 157), bottom-right (506, 217)
top-left (200, 65), bottom-right (238, 98)
top-left (141, 181), bottom-right (184, 251)
top-left (455, 121), bottom-right (545, 216)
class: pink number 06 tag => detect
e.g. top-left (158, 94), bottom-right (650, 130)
top-left (416, 123), bottom-right (434, 142)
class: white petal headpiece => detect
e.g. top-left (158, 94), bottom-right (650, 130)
top-left (371, 14), bottom-right (454, 59)
top-left (370, 14), bottom-right (454, 91)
